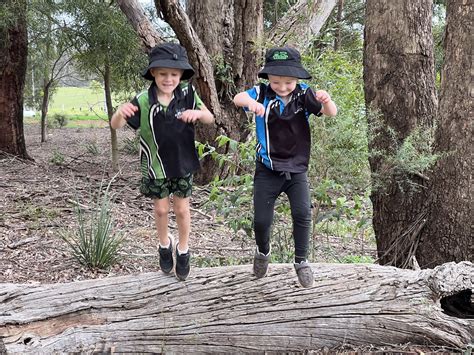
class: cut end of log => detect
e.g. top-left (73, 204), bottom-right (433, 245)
top-left (427, 261), bottom-right (473, 297)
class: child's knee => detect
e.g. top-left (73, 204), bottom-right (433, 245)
top-left (291, 208), bottom-right (311, 224)
top-left (154, 205), bottom-right (170, 218)
top-left (254, 217), bottom-right (272, 233)
top-left (173, 204), bottom-right (190, 219)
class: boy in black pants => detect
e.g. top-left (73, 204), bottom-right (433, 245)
top-left (233, 46), bottom-right (337, 287)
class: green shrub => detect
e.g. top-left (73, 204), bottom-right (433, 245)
top-left (61, 178), bottom-right (124, 269)
top-left (198, 135), bottom-right (256, 238)
top-left (50, 150), bottom-right (65, 165)
top-left (367, 110), bottom-right (440, 193)
top-left (52, 113), bottom-right (68, 128)
top-left (304, 49), bottom-right (370, 190)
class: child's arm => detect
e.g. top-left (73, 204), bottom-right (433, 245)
top-left (233, 92), bottom-right (265, 116)
top-left (315, 90), bottom-right (337, 116)
top-left (179, 105), bottom-right (214, 124)
top-left (110, 103), bottom-right (139, 129)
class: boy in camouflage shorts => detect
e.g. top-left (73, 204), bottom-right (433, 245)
top-left (111, 43), bottom-right (214, 280)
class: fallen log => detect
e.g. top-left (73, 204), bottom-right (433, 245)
top-left (0, 261), bottom-right (472, 353)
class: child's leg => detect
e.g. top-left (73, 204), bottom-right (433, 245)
top-left (284, 172), bottom-right (312, 263)
top-left (173, 196), bottom-right (190, 252)
top-left (153, 197), bottom-right (171, 246)
top-left (253, 163), bottom-right (284, 254)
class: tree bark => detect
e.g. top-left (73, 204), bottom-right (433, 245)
top-left (185, 0), bottom-right (264, 182)
top-left (0, 262), bottom-right (472, 352)
top-left (363, 0), bottom-right (437, 267)
top-left (417, 0), bottom-right (474, 266)
top-left (116, 0), bottom-right (164, 53)
top-left (334, 0), bottom-right (344, 51)
top-left (40, 80), bottom-right (50, 143)
top-left (268, 0), bottom-right (336, 52)
top-left (0, 0), bottom-right (29, 158)
top-left (104, 61), bottom-right (119, 172)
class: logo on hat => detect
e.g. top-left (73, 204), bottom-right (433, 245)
top-left (272, 51), bottom-right (289, 60)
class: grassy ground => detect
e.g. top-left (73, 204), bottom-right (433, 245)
top-left (25, 87), bottom-right (115, 128)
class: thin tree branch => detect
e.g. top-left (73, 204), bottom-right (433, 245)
top-left (116, 0), bottom-right (164, 52)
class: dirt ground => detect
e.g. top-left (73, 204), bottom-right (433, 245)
top-left (0, 124), bottom-right (375, 284)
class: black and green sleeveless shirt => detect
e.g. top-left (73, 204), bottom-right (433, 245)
top-left (127, 82), bottom-right (204, 179)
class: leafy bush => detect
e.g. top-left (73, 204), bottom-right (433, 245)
top-left (304, 49), bottom-right (370, 190)
top-left (198, 135), bottom-right (255, 238)
top-left (367, 110), bottom-right (440, 193)
top-left (52, 113), bottom-right (68, 128)
top-left (49, 150), bottom-right (65, 165)
top-left (61, 179), bottom-right (123, 269)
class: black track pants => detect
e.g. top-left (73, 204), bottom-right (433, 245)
top-left (253, 162), bottom-right (311, 260)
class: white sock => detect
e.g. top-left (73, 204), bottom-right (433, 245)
top-left (177, 245), bottom-right (189, 255)
top-left (159, 237), bottom-right (171, 249)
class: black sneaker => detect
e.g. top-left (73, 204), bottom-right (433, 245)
top-left (175, 244), bottom-right (190, 281)
top-left (158, 235), bottom-right (174, 274)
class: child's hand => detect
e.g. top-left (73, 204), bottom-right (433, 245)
top-left (179, 110), bottom-right (202, 123)
top-left (247, 100), bottom-right (265, 116)
top-left (315, 90), bottom-right (331, 104)
top-left (118, 103), bottom-right (138, 119)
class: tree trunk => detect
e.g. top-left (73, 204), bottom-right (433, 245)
top-left (268, 0), bottom-right (336, 52)
top-left (0, 0), bottom-right (29, 158)
top-left (104, 62), bottom-right (119, 172)
top-left (186, 0), bottom-right (264, 182)
top-left (334, 0), bottom-right (344, 51)
top-left (363, 0), bottom-right (437, 267)
top-left (0, 262), bottom-right (472, 352)
top-left (417, 0), bottom-right (474, 266)
top-left (40, 80), bottom-right (50, 143)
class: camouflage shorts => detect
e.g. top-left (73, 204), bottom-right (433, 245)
top-left (140, 174), bottom-right (193, 199)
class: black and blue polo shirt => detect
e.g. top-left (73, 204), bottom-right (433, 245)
top-left (246, 82), bottom-right (322, 173)
top-left (127, 82), bottom-right (204, 179)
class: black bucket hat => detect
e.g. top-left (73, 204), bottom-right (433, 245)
top-left (142, 43), bottom-right (195, 81)
top-left (258, 47), bottom-right (311, 80)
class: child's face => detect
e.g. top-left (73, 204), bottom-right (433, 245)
top-left (150, 67), bottom-right (184, 95)
top-left (268, 75), bottom-right (298, 98)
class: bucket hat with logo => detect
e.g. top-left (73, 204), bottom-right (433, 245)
top-left (142, 42), bottom-right (195, 81)
top-left (258, 47), bottom-right (311, 80)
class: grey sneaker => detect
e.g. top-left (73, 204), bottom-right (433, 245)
top-left (158, 235), bottom-right (174, 274)
top-left (294, 261), bottom-right (314, 288)
top-left (253, 246), bottom-right (270, 278)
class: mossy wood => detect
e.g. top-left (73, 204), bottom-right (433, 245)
top-left (1, 262), bottom-right (472, 352)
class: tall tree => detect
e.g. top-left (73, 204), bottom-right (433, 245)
top-left (417, 0), bottom-right (473, 266)
top-left (364, 0), bottom-right (473, 267)
top-left (0, 0), bottom-right (29, 158)
top-left (363, 0), bottom-right (437, 267)
top-left (63, 0), bottom-right (146, 171)
top-left (27, 0), bottom-right (73, 142)
top-left (118, 0), bottom-right (335, 183)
